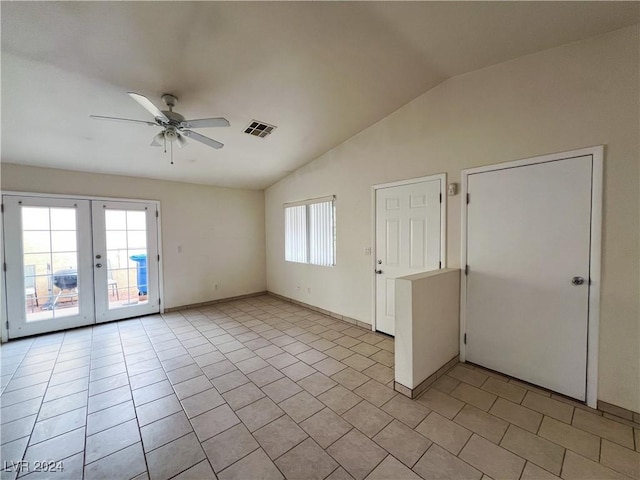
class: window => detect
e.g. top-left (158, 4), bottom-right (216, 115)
top-left (285, 196), bottom-right (335, 266)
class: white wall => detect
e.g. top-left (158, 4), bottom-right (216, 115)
top-left (1, 164), bottom-right (266, 309)
top-left (266, 26), bottom-right (640, 411)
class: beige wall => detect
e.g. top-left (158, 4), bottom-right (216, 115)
top-left (1, 164), bottom-right (267, 309)
top-left (265, 26), bottom-right (640, 411)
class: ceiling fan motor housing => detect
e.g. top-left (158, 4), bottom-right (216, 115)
top-left (161, 110), bottom-right (185, 126)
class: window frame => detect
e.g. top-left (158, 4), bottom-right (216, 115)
top-left (284, 195), bottom-right (336, 267)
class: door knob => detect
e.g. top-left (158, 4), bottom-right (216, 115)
top-left (375, 269), bottom-right (383, 275)
top-left (571, 276), bottom-right (585, 286)
top-left (95, 263), bottom-right (103, 268)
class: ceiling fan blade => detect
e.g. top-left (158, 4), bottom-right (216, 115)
top-left (182, 130), bottom-right (223, 149)
top-left (128, 92), bottom-right (169, 123)
top-left (176, 133), bottom-right (188, 149)
top-left (180, 117), bottom-right (230, 129)
top-left (150, 132), bottom-right (164, 147)
top-left (90, 115), bottom-right (157, 126)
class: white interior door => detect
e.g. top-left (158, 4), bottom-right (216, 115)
top-left (92, 201), bottom-right (160, 323)
top-left (465, 156), bottom-right (592, 400)
top-left (375, 179), bottom-right (442, 336)
top-left (4, 196), bottom-right (95, 338)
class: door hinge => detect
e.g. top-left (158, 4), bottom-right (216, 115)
top-left (5, 320), bottom-right (9, 330)
top-left (155, 210), bottom-right (159, 218)
top-left (466, 193), bottom-right (470, 204)
top-left (439, 193), bottom-right (442, 203)
top-left (3, 262), bottom-right (6, 272)
top-left (157, 254), bottom-right (160, 262)
top-left (1, 204), bottom-right (4, 213)
top-left (439, 261), bottom-right (442, 269)
top-left (464, 333), bottom-right (467, 344)
top-left (464, 265), bottom-right (469, 275)
top-left (158, 298), bottom-right (161, 306)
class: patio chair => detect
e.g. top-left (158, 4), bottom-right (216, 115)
top-left (108, 260), bottom-right (119, 299)
top-left (25, 264), bottom-right (39, 311)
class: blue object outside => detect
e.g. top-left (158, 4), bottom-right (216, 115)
top-left (129, 254), bottom-right (148, 295)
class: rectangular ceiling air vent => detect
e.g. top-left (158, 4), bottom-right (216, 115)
top-left (244, 120), bottom-right (276, 138)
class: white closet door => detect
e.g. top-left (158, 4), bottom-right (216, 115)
top-left (466, 156), bottom-right (592, 400)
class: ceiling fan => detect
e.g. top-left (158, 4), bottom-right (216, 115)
top-left (90, 92), bottom-right (230, 162)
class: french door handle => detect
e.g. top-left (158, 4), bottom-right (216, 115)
top-left (95, 263), bottom-right (103, 268)
top-left (375, 269), bottom-right (383, 275)
top-left (571, 276), bottom-right (585, 286)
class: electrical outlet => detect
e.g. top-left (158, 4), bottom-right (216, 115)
top-left (364, 246), bottom-right (371, 256)
top-left (214, 283), bottom-right (218, 290)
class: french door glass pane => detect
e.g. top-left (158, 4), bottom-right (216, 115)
top-left (21, 206), bottom-right (79, 322)
top-left (105, 209), bottom-right (148, 309)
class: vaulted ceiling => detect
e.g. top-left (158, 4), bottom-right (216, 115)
top-left (2, 2), bottom-right (638, 188)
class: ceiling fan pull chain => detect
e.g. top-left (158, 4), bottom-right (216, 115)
top-left (170, 141), bottom-right (174, 165)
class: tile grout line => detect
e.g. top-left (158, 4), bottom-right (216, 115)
top-left (141, 311), bottom-right (227, 474)
top-left (14, 336), bottom-right (66, 475)
top-left (115, 319), bottom-right (151, 479)
top-left (598, 436), bottom-right (603, 463)
top-left (440, 368), bottom-right (582, 479)
top-left (180, 306), bottom-right (372, 479)
top-left (6, 296), bottom-right (637, 480)
top-left (176, 311), bottom-right (288, 480)
top-left (0, 343), bottom-right (33, 395)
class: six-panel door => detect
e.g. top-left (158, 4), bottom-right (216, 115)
top-left (375, 180), bottom-right (442, 336)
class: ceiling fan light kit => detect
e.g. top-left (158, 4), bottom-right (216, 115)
top-left (90, 92), bottom-right (230, 164)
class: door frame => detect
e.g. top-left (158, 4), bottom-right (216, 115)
top-left (3, 196), bottom-right (95, 338)
top-left (92, 199), bottom-right (161, 324)
top-left (371, 173), bottom-right (447, 332)
top-left (1, 191), bottom-right (164, 343)
top-left (459, 146), bottom-right (603, 408)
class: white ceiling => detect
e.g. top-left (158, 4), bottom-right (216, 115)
top-left (2, 2), bottom-right (638, 189)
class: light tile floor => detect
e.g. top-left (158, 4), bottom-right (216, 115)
top-left (1, 295), bottom-right (638, 480)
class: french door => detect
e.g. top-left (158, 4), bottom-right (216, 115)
top-left (3, 194), bottom-right (160, 339)
top-left (4, 196), bottom-right (95, 337)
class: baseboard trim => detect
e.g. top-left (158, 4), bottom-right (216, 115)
top-left (163, 290), bottom-right (373, 331)
top-left (266, 292), bottom-right (372, 330)
top-left (394, 355), bottom-right (459, 399)
top-left (597, 400), bottom-right (640, 426)
top-left (159, 292), bottom-right (640, 424)
top-left (163, 291), bottom-right (268, 312)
